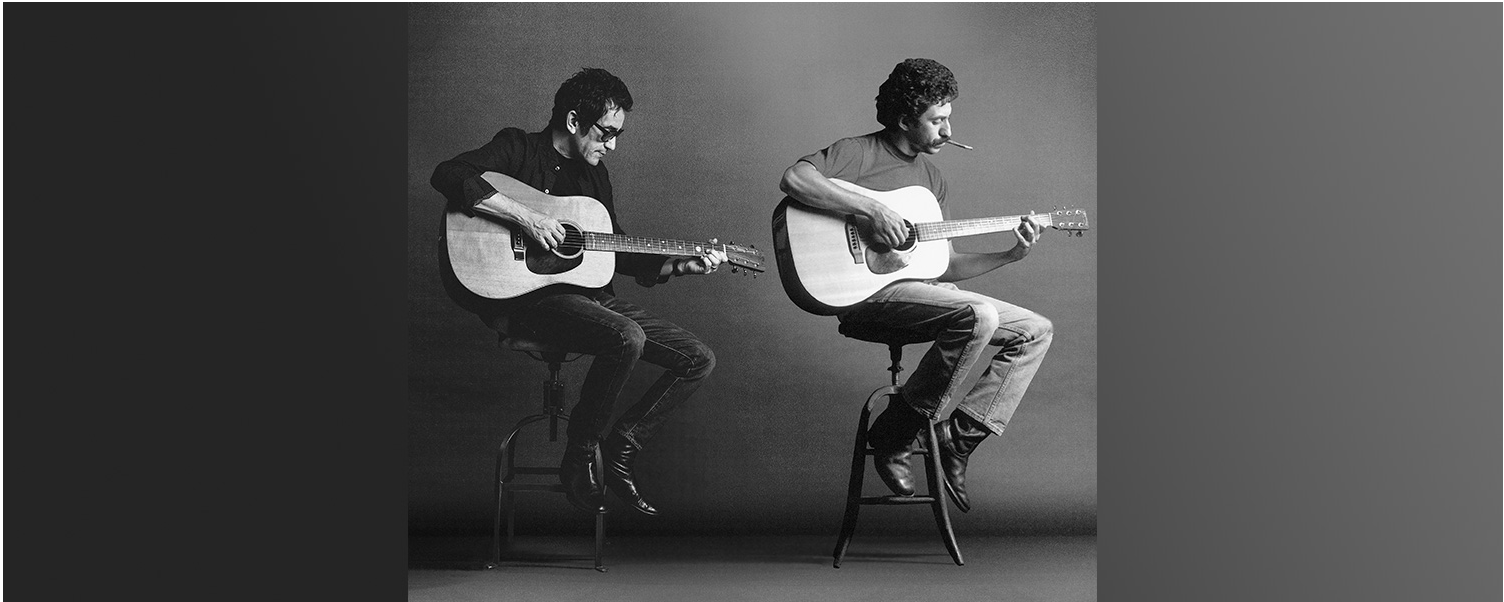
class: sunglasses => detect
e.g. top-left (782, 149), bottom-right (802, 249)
top-left (590, 122), bottom-right (625, 143)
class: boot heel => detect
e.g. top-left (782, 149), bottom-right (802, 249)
top-left (603, 434), bottom-right (660, 516)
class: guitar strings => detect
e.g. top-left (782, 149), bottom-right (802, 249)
top-left (917, 215), bottom-right (1059, 237)
top-left (548, 231), bottom-right (758, 259)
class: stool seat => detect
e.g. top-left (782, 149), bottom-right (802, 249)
top-left (488, 312), bottom-right (572, 355)
top-left (501, 335), bottom-right (566, 354)
top-left (499, 333), bottom-right (575, 360)
top-left (837, 322), bottom-right (934, 347)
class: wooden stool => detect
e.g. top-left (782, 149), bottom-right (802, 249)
top-left (831, 323), bottom-right (964, 568)
top-left (487, 331), bottom-right (608, 573)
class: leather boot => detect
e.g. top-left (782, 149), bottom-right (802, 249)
top-left (601, 432), bottom-right (659, 516)
top-left (559, 440), bottom-right (606, 513)
top-left (866, 398), bottom-right (927, 497)
top-left (934, 412), bottom-right (990, 513)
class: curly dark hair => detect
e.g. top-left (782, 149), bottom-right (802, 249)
top-left (548, 67), bottom-right (634, 132)
top-left (874, 58), bottom-right (959, 130)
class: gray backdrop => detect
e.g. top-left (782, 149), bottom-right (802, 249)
top-left (407, 3), bottom-right (1096, 536)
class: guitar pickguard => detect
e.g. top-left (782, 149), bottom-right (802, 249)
top-left (524, 248), bottom-right (584, 275)
top-left (863, 248), bottom-right (913, 275)
top-left (846, 214), bottom-right (917, 274)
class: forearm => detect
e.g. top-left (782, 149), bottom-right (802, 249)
top-left (780, 161), bottom-right (884, 219)
top-left (471, 187), bottom-right (543, 225)
top-left (624, 253), bottom-right (674, 281)
top-left (939, 247), bottom-right (1025, 282)
top-left (631, 256), bottom-right (707, 287)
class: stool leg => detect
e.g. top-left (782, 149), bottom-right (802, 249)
top-left (834, 387), bottom-right (893, 567)
top-left (489, 479), bottom-right (504, 569)
top-left (593, 512), bottom-right (607, 572)
top-left (491, 414), bottom-right (544, 569)
top-left (832, 407), bottom-right (868, 568)
top-left (488, 424), bottom-right (513, 570)
top-left (545, 362), bottom-right (565, 441)
top-left (923, 422), bottom-right (965, 566)
top-left (592, 445), bottom-right (608, 572)
top-left (506, 491), bottom-right (517, 544)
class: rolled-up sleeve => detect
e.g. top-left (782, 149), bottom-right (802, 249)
top-left (430, 128), bottom-right (529, 209)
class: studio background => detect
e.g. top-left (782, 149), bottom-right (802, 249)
top-left (407, 3), bottom-right (1097, 537)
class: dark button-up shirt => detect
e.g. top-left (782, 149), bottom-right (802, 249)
top-left (431, 127), bottom-right (666, 315)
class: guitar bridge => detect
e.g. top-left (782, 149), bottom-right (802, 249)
top-left (844, 216), bottom-right (865, 265)
top-left (511, 227), bottom-right (526, 260)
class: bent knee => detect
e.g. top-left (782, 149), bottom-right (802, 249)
top-left (1026, 313), bottom-right (1054, 343)
top-left (968, 303), bottom-right (1000, 333)
top-left (611, 322), bottom-right (648, 355)
top-left (996, 312), bottom-right (1053, 346)
top-left (686, 344), bottom-right (716, 377)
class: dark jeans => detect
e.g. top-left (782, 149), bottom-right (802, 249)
top-left (509, 289), bottom-right (716, 448)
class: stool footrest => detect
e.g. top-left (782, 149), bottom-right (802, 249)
top-left (511, 467), bottom-right (562, 476)
top-left (502, 483), bottom-right (567, 493)
top-left (860, 495), bottom-right (939, 505)
top-left (861, 448), bottom-right (932, 457)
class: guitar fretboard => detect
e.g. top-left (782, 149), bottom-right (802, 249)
top-left (578, 232), bottom-right (718, 256)
top-left (914, 214), bottom-right (1057, 241)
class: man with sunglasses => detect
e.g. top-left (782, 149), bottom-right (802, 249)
top-left (778, 58), bottom-right (1053, 514)
top-left (432, 67), bottom-right (727, 516)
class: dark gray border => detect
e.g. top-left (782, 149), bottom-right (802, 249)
top-left (1100, 4), bottom-right (1501, 600)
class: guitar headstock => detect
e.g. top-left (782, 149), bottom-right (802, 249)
top-left (720, 242), bottom-right (766, 276)
top-left (1048, 208), bottom-right (1090, 237)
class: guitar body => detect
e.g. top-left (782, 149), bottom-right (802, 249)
top-left (773, 179), bottom-right (949, 315)
top-left (445, 173), bottom-right (616, 299)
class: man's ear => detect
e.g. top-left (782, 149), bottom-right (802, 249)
top-left (897, 116), bottom-right (913, 132)
top-left (565, 110), bottom-right (580, 135)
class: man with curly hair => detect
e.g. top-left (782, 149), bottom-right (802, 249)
top-left (778, 58), bottom-right (1053, 513)
top-left (432, 67), bottom-right (727, 516)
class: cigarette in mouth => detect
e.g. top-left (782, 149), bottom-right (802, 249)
top-left (944, 139), bottom-right (974, 150)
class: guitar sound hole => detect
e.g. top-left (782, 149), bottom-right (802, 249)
top-left (882, 224), bottom-right (919, 253)
top-left (891, 235), bottom-right (916, 252)
top-left (867, 223), bottom-right (917, 254)
top-left (553, 223), bottom-right (585, 259)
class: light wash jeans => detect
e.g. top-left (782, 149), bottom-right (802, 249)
top-left (509, 290), bottom-right (716, 448)
top-left (839, 281), bottom-right (1053, 436)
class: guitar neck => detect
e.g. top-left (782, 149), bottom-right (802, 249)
top-left (582, 232), bottom-right (719, 256)
top-left (914, 214), bottom-right (1056, 242)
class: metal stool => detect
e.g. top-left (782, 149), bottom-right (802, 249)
top-left (832, 322), bottom-right (963, 568)
top-left (487, 331), bottom-right (608, 573)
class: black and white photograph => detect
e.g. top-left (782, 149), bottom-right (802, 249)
top-left (406, 4), bottom-right (1097, 600)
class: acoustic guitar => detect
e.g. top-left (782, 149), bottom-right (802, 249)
top-left (447, 172), bottom-right (765, 299)
top-left (771, 178), bottom-right (1088, 315)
